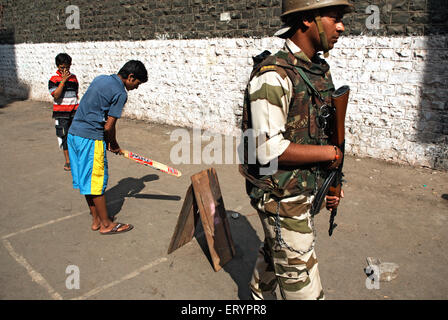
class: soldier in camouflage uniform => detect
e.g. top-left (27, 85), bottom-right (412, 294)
top-left (239, 0), bottom-right (353, 300)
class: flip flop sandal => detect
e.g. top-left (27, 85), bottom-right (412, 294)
top-left (64, 163), bottom-right (71, 171)
top-left (100, 223), bottom-right (134, 235)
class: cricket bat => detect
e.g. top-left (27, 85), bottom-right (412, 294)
top-left (121, 149), bottom-right (182, 177)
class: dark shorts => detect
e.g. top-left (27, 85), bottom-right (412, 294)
top-left (55, 117), bottom-right (73, 150)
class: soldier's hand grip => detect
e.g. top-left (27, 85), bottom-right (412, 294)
top-left (328, 184), bottom-right (342, 198)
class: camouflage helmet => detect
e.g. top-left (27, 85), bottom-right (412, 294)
top-left (275, 0), bottom-right (354, 57)
top-left (281, 0), bottom-right (354, 17)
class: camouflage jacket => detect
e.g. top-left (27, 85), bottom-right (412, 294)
top-left (240, 40), bottom-right (335, 201)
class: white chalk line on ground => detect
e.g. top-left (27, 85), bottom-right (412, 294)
top-left (2, 194), bottom-right (172, 300)
top-left (71, 257), bottom-right (168, 300)
top-left (1, 198), bottom-right (123, 240)
top-left (1, 182), bottom-right (177, 240)
top-left (3, 239), bottom-right (63, 300)
top-left (1, 211), bottom-right (85, 240)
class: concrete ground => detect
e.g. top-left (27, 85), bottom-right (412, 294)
top-left (1, 97), bottom-right (447, 300)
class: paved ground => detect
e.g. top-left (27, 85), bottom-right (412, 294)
top-left (1, 97), bottom-right (447, 300)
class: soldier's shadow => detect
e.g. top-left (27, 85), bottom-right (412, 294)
top-left (105, 174), bottom-right (181, 219)
top-left (195, 210), bottom-right (262, 300)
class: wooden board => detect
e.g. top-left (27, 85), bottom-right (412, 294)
top-left (167, 185), bottom-right (198, 254)
top-left (190, 168), bottom-right (235, 272)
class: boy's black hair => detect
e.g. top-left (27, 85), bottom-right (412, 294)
top-left (55, 53), bottom-right (72, 66)
top-left (118, 60), bottom-right (148, 83)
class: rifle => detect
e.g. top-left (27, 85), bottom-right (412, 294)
top-left (327, 85), bottom-right (349, 235)
top-left (310, 85), bottom-right (350, 236)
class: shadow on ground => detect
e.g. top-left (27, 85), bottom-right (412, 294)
top-left (194, 211), bottom-right (261, 300)
top-left (105, 174), bottom-right (181, 219)
top-left (0, 96), bottom-right (27, 109)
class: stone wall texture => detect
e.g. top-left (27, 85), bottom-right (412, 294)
top-left (0, 1), bottom-right (447, 169)
top-left (0, 0), bottom-right (446, 43)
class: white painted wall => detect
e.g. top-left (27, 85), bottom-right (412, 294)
top-left (0, 36), bottom-right (446, 169)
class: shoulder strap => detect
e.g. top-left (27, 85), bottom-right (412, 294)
top-left (295, 67), bottom-right (324, 101)
top-left (284, 44), bottom-right (325, 104)
top-left (248, 49), bottom-right (325, 110)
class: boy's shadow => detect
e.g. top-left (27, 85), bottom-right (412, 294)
top-left (105, 174), bottom-right (181, 219)
top-left (194, 210), bottom-right (261, 300)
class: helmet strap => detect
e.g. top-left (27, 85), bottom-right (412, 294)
top-left (314, 15), bottom-right (329, 58)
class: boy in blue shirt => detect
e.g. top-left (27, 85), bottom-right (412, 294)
top-left (68, 60), bottom-right (148, 234)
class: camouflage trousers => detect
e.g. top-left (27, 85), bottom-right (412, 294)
top-left (250, 194), bottom-right (325, 300)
